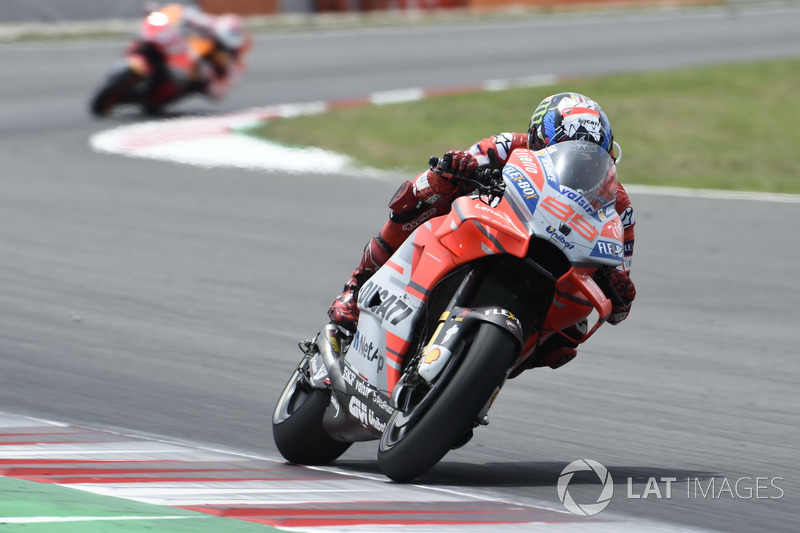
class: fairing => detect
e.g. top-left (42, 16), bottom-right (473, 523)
top-left (503, 142), bottom-right (625, 267)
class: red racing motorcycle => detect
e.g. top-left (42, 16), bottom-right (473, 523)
top-left (89, 4), bottom-right (232, 116)
top-left (273, 140), bottom-right (628, 482)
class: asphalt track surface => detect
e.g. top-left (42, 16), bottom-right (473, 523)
top-left (1, 4), bottom-right (799, 532)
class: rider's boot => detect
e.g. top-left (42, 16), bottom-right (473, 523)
top-left (327, 179), bottom-right (442, 333)
top-left (327, 228), bottom-right (398, 333)
top-left (508, 320), bottom-right (588, 378)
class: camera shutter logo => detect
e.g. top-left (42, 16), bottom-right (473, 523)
top-left (557, 459), bottom-right (614, 516)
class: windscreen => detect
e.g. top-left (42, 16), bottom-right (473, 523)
top-left (547, 140), bottom-right (618, 210)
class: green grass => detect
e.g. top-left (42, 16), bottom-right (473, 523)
top-left (246, 58), bottom-right (800, 194)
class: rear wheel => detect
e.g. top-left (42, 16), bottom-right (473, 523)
top-left (272, 361), bottom-right (351, 465)
top-left (90, 68), bottom-right (142, 117)
top-left (378, 323), bottom-right (518, 482)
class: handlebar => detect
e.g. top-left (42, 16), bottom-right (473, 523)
top-left (428, 154), bottom-right (505, 206)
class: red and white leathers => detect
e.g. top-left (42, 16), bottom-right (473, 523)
top-left (328, 132), bottom-right (637, 369)
top-left (180, 6), bottom-right (249, 99)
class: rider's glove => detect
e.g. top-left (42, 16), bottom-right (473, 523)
top-left (437, 150), bottom-right (478, 181)
top-left (607, 269), bottom-right (636, 325)
top-left (418, 151), bottom-right (478, 201)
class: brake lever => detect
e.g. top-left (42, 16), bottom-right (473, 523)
top-left (474, 168), bottom-right (505, 206)
top-left (428, 155), bottom-right (453, 174)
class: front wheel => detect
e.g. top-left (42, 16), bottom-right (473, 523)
top-left (378, 323), bottom-right (518, 482)
top-left (272, 362), bottom-right (351, 465)
top-left (89, 68), bottom-right (143, 117)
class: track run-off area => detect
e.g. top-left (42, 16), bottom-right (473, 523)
top-left (1, 411), bottom-right (715, 532)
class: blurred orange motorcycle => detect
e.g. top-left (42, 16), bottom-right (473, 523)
top-left (90, 3), bottom-right (251, 117)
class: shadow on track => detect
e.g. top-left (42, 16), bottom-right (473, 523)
top-left (334, 459), bottom-right (722, 488)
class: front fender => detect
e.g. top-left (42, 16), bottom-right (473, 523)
top-left (417, 306), bottom-right (523, 382)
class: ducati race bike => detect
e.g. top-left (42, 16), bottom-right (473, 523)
top-left (273, 140), bottom-right (628, 482)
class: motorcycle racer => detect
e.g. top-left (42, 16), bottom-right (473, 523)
top-left (181, 7), bottom-right (250, 100)
top-left (328, 92), bottom-right (637, 372)
top-left (90, 3), bottom-right (251, 116)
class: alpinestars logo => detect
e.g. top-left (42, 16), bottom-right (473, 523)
top-left (557, 459), bottom-right (614, 516)
top-left (492, 133), bottom-right (514, 160)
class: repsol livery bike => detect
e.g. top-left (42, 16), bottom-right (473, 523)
top-left (89, 4), bottom-right (241, 116)
top-left (273, 140), bottom-right (628, 482)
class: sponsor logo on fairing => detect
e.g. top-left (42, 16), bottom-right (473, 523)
top-left (512, 180), bottom-right (540, 201)
top-left (561, 188), bottom-right (594, 213)
top-left (484, 308), bottom-right (521, 329)
top-left (351, 330), bottom-right (384, 371)
top-left (514, 152), bottom-right (541, 176)
top-left (348, 396), bottom-right (367, 424)
top-left (505, 165), bottom-right (541, 213)
top-left (591, 240), bottom-right (623, 260)
top-left (603, 218), bottom-right (623, 240)
top-left (442, 325), bottom-right (459, 343)
top-left (348, 396), bottom-right (387, 432)
top-left (342, 364), bottom-right (394, 416)
top-left (358, 281), bottom-right (413, 325)
top-left (371, 393), bottom-right (394, 415)
top-left (367, 409), bottom-right (386, 432)
top-left (342, 365), bottom-right (356, 385)
top-left (353, 376), bottom-right (373, 397)
top-left (537, 153), bottom-right (559, 189)
top-left (472, 203), bottom-right (520, 233)
top-left (503, 165), bottom-right (525, 181)
top-left (423, 347), bottom-right (442, 364)
top-left (546, 225), bottom-right (575, 250)
top-left (419, 344), bottom-right (453, 382)
top-left (474, 203), bottom-right (513, 221)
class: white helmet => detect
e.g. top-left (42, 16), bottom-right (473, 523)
top-left (214, 14), bottom-right (245, 50)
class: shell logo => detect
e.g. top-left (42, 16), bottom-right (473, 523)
top-left (423, 348), bottom-right (441, 365)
